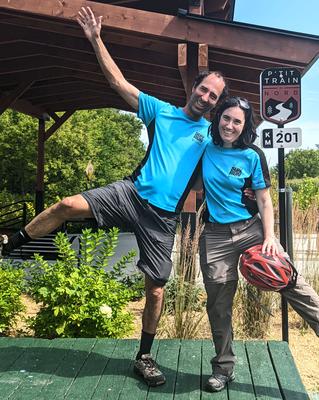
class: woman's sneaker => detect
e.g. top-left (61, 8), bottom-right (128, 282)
top-left (205, 371), bottom-right (235, 392)
top-left (134, 353), bottom-right (166, 386)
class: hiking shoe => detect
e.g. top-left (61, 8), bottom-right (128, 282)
top-left (0, 234), bottom-right (8, 257)
top-left (134, 354), bottom-right (166, 386)
top-left (205, 371), bottom-right (235, 392)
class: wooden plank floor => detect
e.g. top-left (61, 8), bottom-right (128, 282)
top-left (0, 338), bottom-right (309, 400)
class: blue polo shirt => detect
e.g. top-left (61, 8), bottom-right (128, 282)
top-left (202, 141), bottom-right (271, 223)
top-left (130, 92), bottom-right (210, 213)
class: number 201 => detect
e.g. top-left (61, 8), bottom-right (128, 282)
top-left (276, 132), bottom-right (298, 143)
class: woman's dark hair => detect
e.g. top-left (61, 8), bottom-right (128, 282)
top-left (209, 96), bottom-right (257, 148)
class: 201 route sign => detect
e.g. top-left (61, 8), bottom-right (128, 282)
top-left (260, 67), bottom-right (301, 124)
top-left (261, 127), bottom-right (302, 149)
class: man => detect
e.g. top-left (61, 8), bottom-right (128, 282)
top-left (0, 7), bottom-right (227, 386)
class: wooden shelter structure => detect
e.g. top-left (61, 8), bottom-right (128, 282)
top-left (1, 0), bottom-right (319, 212)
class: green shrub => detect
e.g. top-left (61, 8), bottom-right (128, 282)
top-left (0, 261), bottom-right (25, 334)
top-left (287, 176), bottom-right (319, 192)
top-left (26, 228), bottom-right (136, 338)
top-left (291, 177), bottom-right (319, 210)
top-left (121, 271), bottom-right (145, 301)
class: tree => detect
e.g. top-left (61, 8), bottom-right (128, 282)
top-left (45, 108), bottom-right (145, 202)
top-left (0, 109), bottom-right (145, 205)
top-left (0, 111), bottom-right (38, 195)
top-left (272, 149), bottom-right (319, 179)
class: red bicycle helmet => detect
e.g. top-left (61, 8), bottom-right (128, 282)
top-left (239, 244), bottom-right (294, 291)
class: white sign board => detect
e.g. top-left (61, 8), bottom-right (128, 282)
top-left (261, 127), bottom-right (302, 149)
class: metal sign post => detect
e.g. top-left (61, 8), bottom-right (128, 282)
top-left (260, 67), bottom-right (301, 343)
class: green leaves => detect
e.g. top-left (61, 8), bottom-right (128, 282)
top-left (0, 108), bottom-right (145, 206)
top-left (26, 228), bottom-right (136, 338)
top-left (292, 177), bottom-right (319, 210)
top-left (0, 262), bottom-right (25, 333)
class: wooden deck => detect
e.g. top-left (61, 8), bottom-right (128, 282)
top-left (0, 338), bottom-right (309, 400)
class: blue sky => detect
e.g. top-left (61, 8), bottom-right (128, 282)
top-left (234, 0), bottom-right (319, 165)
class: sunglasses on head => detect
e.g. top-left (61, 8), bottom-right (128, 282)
top-left (232, 96), bottom-right (251, 110)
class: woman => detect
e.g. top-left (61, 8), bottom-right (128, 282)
top-left (199, 96), bottom-right (319, 393)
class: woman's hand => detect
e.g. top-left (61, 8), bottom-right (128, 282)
top-left (262, 236), bottom-right (279, 256)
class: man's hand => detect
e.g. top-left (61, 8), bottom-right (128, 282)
top-left (77, 5), bottom-right (140, 110)
top-left (244, 188), bottom-right (256, 201)
top-left (77, 6), bottom-right (102, 43)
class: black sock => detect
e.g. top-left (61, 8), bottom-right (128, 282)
top-left (4, 228), bottom-right (32, 254)
top-left (136, 330), bottom-right (155, 359)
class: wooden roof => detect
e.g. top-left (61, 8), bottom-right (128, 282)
top-left (1, 0), bottom-right (319, 120)
top-left (93, 0), bottom-right (235, 20)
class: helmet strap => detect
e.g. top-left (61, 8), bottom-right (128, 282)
top-left (279, 260), bottom-right (298, 293)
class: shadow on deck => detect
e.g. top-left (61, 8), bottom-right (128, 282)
top-left (0, 338), bottom-right (309, 399)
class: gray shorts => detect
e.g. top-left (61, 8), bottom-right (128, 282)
top-left (81, 180), bottom-right (178, 286)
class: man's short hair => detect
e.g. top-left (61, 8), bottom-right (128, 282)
top-left (193, 70), bottom-right (229, 102)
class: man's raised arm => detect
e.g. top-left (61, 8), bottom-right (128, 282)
top-left (77, 7), bottom-right (139, 111)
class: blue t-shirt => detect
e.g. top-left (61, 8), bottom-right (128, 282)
top-left (130, 92), bottom-right (210, 213)
top-left (202, 141), bottom-right (271, 223)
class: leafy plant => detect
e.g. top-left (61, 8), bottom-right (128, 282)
top-left (292, 177), bottom-right (319, 210)
top-left (0, 261), bottom-right (25, 334)
top-left (26, 228), bottom-right (136, 338)
top-left (121, 271), bottom-right (145, 301)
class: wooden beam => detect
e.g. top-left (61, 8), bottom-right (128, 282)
top-left (41, 98), bottom-right (133, 112)
top-left (28, 82), bottom-right (185, 104)
top-left (0, 16), bottom-right (177, 57)
top-left (0, 34), bottom-right (177, 71)
top-left (198, 43), bottom-right (208, 73)
top-left (177, 42), bottom-right (202, 213)
top-left (35, 118), bottom-right (45, 214)
top-left (0, 1), bottom-right (318, 64)
top-left (47, 112), bottom-right (59, 122)
top-left (205, 0), bottom-right (229, 14)
top-left (26, 73), bottom-right (184, 97)
top-left (44, 110), bottom-right (74, 141)
top-left (8, 98), bottom-right (48, 119)
top-left (0, 80), bottom-right (33, 115)
top-left (35, 89), bottom-right (185, 111)
top-left (0, 54), bottom-right (181, 81)
top-left (189, 0), bottom-right (205, 15)
top-left (208, 48), bottom-right (305, 70)
top-left (109, 0), bottom-right (138, 4)
top-left (178, 43), bottom-right (188, 95)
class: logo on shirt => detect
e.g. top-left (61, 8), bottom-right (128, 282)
top-left (229, 166), bottom-right (242, 176)
top-left (192, 131), bottom-right (205, 144)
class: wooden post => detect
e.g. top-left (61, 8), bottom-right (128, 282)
top-left (189, 0), bottom-right (205, 15)
top-left (178, 42), bottom-right (209, 215)
top-left (35, 110), bottom-right (75, 214)
top-left (35, 118), bottom-right (45, 215)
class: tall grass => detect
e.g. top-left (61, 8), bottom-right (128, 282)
top-left (158, 211), bottom-right (207, 339)
top-left (158, 191), bottom-right (318, 338)
top-left (292, 202), bottom-right (319, 330)
top-left (233, 281), bottom-right (278, 339)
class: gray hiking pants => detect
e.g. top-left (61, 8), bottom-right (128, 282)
top-left (199, 215), bottom-right (319, 375)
